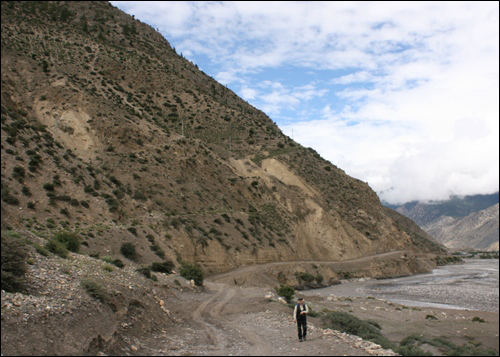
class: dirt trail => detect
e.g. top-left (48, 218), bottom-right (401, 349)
top-left (146, 282), bottom-right (375, 356)
top-left (207, 250), bottom-right (406, 284)
top-left (200, 286), bottom-right (271, 356)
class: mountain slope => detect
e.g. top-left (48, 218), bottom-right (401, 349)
top-left (394, 193), bottom-right (499, 227)
top-left (392, 194), bottom-right (499, 251)
top-left (425, 204), bottom-right (499, 251)
top-left (383, 207), bottom-right (446, 253)
top-left (1, 1), bottom-right (440, 277)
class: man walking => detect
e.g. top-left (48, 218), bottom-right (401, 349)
top-left (293, 297), bottom-right (309, 342)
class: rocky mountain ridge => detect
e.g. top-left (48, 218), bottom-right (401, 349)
top-left (425, 204), bottom-right (499, 251)
top-left (392, 193), bottom-right (499, 251)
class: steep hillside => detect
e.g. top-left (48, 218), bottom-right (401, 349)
top-left (1, 0), bottom-right (439, 278)
top-left (425, 204), bottom-right (499, 251)
top-left (383, 208), bottom-right (446, 253)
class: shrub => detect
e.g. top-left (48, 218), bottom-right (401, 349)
top-left (1, 186), bottom-right (19, 205)
top-left (315, 274), bottom-right (324, 284)
top-left (102, 256), bottom-right (125, 268)
top-left (12, 166), bottom-right (26, 182)
top-left (1, 231), bottom-right (28, 292)
top-left (151, 260), bottom-right (175, 274)
top-left (133, 190), bottom-right (147, 200)
top-left (34, 243), bottom-right (49, 256)
top-left (179, 262), bottom-right (204, 286)
top-left (54, 231), bottom-right (80, 253)
top-left (275, 284), bottom-right (295, 303)
top-left (21, 186), bottom-right (31, 196)
top-left (60, 208), bottom-right (70, 216)
top-left (43, 183), bottom-right (55, 191)
top-left (150, 244), bottom-right (165, 259)
top-left (81, 279), bottom-right (107, 302)
top-left (120, 242), bottom-right (137, 261)
top-left (103, 264), bottom-right (114, 272)
top-left (136, 266), bottom-right (153, 279)
top-left (45, 238), bottom-right (69, 258)
top-left (111, 259), bottom-right (125, 268)
top-left (321, 311), bottom-right (393, 350)
top-left (295, 272), bottom-right (315, 284)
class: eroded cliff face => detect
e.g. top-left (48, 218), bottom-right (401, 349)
top-left (1, 1), bottom-right (434, 275)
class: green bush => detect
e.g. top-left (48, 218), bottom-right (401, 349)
top-left (179, 262), bottom-right (204, 286)
top-left (275, 284), bottom-right (295, 303)
top-left (111, 259), bottom-right (125, 268)
top-left (12, 166), bottom-right (26, 182)
top-left (315, 274), bottom-right (324, 284)
top-left (120, 242), bottom-right (137, 261)
top-left (45, 238), bottom-right (69, 258)
top-left (43, 183), bottom-right (55, 191)
top-left (150, 244), bottom-right (165, 259)
top-left (54, 231), bottom-right (81, 253)
top-left (321, 311), bottom-right (393, 350)
top-left (295, 272), bottom-right (315, 284)
top-left (81, 279), bottom-right (107, 303)
top-left (398, 334), bottom-right (498, 356)
top-left (34, 243), bottom-right (49, 256)
top-left (103, 264), bottom-right (114, 272)
top-left (136, 266), bottom-right (154, 280)
top-left (1, 231), bottom-right (28, 292)
top-left (151, 260), bottom-right (175, 274)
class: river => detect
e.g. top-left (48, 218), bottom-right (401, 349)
top-left (303, 259), bottom-right (499, 313)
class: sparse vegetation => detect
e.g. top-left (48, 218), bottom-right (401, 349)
top-left (53, 231), bottom-right (81, 253)
top-left (45, 238), bottom-right (69, 258)
top-left (1, 231), bottom-right (28, 292)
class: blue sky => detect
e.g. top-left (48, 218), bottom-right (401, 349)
top-left (111, 1), bottom-right (499, 204)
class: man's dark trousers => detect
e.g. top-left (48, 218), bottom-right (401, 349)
top-left (297, 315), bottom-right (307, 340)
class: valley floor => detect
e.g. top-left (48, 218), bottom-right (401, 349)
top-left (2, 250), bottom-right (498, 356)
top-left (110, 279), bottom-right (499, 356)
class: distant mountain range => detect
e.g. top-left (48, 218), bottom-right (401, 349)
top-left (387, 193), bottom-right (499, 251)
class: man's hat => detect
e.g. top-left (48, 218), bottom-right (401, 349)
top-left (298, 297), bottom-right (304, 301)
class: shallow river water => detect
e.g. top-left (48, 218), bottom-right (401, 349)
top-left (304, 259), bottom-right (499, 313)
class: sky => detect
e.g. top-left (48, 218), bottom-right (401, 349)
top-left (111, 1), bottom-right (499, 205)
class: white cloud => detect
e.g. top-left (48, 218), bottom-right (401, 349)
top-left (111, 1), bottom-right (499, 204)
top-left (240, 87), bottom-right (259, 100)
